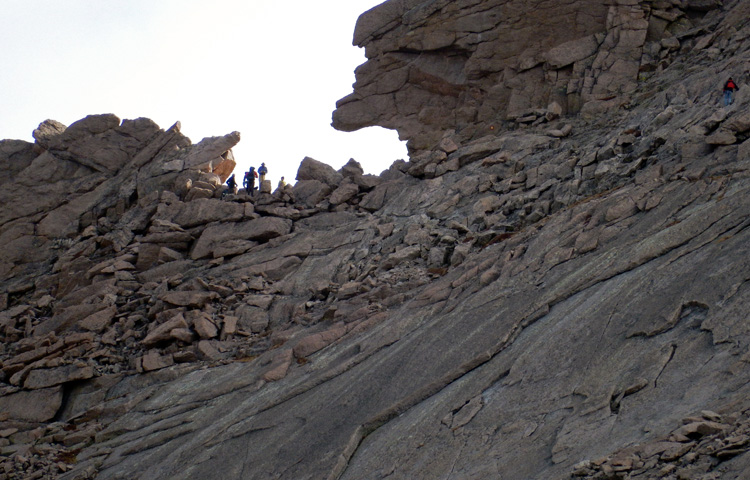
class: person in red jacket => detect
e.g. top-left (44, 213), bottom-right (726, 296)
top-left (724, 77), bottom-right (738, 106)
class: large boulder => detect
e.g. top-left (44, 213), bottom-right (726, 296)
top-left (32, 119), bottom-right (67, 149)
top-left (182, 131), bottom-right (241, 182)
top-left (156, 198), bottom-right (246, 228)
top-left (191, 217), bottom-right (293, 259)
top-left (296, 157), bottom-right (344, 187)
top-left (329, 182), bottom-right (360, 206)
top-left (44, 114), bottom-right (132, 175)
top-left (292, 180), bottom-right (332, 208)
top-left (0, 387), bottom-right (63, 422)
top-left (339, 158), bottom-right (364, 178)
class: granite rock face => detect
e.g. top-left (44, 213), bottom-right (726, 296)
top-left (333, 0), bottom-right (728, 153)
top-left (1, 1), bottom-right (750, 479)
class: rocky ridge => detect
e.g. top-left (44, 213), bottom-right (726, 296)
top-left (333, 0), bottom-right (740, 154)
top-left (0, 0), bottom-right (749, 479)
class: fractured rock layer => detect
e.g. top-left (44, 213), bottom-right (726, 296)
top-left (333, 0), bottom-right (727, 152)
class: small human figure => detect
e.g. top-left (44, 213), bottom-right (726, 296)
top-left (226, 174), bottom-right (237, 194)
top-left (244, 166), bottom-right (257, 193)
top-left (277, 176), bottom-right (286, 189)
top-left (724, 77), bottom-right (738, 106)
top-left (258, 162), bottom-right (268, 184)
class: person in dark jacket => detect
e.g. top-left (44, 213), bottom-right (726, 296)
top-left (244, 166), bottom-right (257, 193)
top-left (226, 174), bottom-right (237, 194)
top-left (724, 77), bottom-right (738, 106)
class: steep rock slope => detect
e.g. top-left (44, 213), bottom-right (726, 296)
top-left (0, 1), bottom-right (749, 479)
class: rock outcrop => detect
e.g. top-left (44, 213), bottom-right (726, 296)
top-left (333, 0), bottom-right (733, 153)
top-left (0, 0), bottom-right (749, 479)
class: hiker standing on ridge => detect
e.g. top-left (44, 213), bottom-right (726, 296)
top-left (724, 77), bottom-right (738, 106)
top-left (244, 166), bottom-right (257, 193)
top-left (258, 162), bottom-right (268, 185)
top-left (226, 174), bottom-right (237, 195)
top-left (277, 176), bottom-right (286, 189)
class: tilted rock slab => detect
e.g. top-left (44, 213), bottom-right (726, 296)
top-left (59, 156), bottom-right (750, 480)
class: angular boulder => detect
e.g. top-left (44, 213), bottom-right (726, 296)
top-left (24, 365), bottom-right (95, 390)
top-left (0, 386), bottom-right (63, 422)
top-left (32, 119), bottom-right (67, 149)
top-left (293, 180), bottom-right (332, 209)
top-left (191, 217), bottom-right (293, 259)
top-left (182, 131), bottom-right (241, 181)
top-left (161, 198), bottom-right (245, 228)
top-left (297, 157), bottom-right (344, 187)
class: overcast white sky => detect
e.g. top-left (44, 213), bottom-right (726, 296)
top-left (0, 0), bottom-right (406, 185)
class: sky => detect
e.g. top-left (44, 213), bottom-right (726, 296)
top-left (0, 0), bottom-right (407, 185)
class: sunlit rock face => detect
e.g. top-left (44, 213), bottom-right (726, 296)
top-left (333, 0), bottom-right (720, 153)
